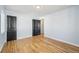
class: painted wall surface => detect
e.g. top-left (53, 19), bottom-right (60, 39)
top-left (44, 6), bottom-right (79, 46)
top-left (17, 14), bottom-right (32, 39)
top-left (0, 6), bottom-right (6, 52)
top-left (6, 10), bottom-right (40, 39)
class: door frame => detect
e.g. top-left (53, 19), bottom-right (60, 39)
top-left (7, 15), bottom-right (17, 41)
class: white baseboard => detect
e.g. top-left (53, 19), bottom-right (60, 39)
top-left (0, 40), bottom-right (6, 52)
top-left (17, 35), bottom-right (32, 40)
top-left (45, 35), bottom-right (79, 47)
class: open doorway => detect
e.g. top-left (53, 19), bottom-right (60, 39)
top-left (40, 18), bottom-right (44, 35)
top-left (7, 15), bottom-right (17, 41)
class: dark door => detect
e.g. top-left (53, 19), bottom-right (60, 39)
top-left (7, 15), bottom-right (17, 41)
top-left (32, 20), bottom-right (41, 36)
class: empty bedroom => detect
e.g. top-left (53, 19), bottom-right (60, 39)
top-left (0, 5), bottom-right (79, 53)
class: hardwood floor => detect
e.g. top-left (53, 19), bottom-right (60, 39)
top-left (1, 35), bottom-right (79, 53)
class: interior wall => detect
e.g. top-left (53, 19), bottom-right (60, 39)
top-left (6, 12), bottom-right (32, 39)
top-left (17, 14), bottom-right (32, 39)
top-left (0, 6), bottom-right (6, 52)
top-left (75, 6), bottom-right (79, 45)
top-left (6, 10), bottom-right (40, 40)
top-left (44, 6), bottom-right (79, 46)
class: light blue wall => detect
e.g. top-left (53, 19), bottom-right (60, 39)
top-left (5, 10), bottom-right (40, 40)
top-left (5, 11), bottom-right (33, 40)
top-left (74, 6), bottom-right (79, 45)
top-left (44, 6), bottom-right (79, 46)
top-left (0, 6), bottom-right (6, 52)
top-left (17, 15), bottom-right (32, 39)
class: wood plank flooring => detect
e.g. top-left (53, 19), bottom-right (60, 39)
top-left (1, 35), bottom-right (79, 53)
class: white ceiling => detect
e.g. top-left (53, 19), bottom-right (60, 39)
top-left (5, 5), bottom-right (71, 16)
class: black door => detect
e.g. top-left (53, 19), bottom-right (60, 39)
top-left (7, 15), bottom-right (17, 41)
top-left (32, 20), bottom-right (41, 36)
